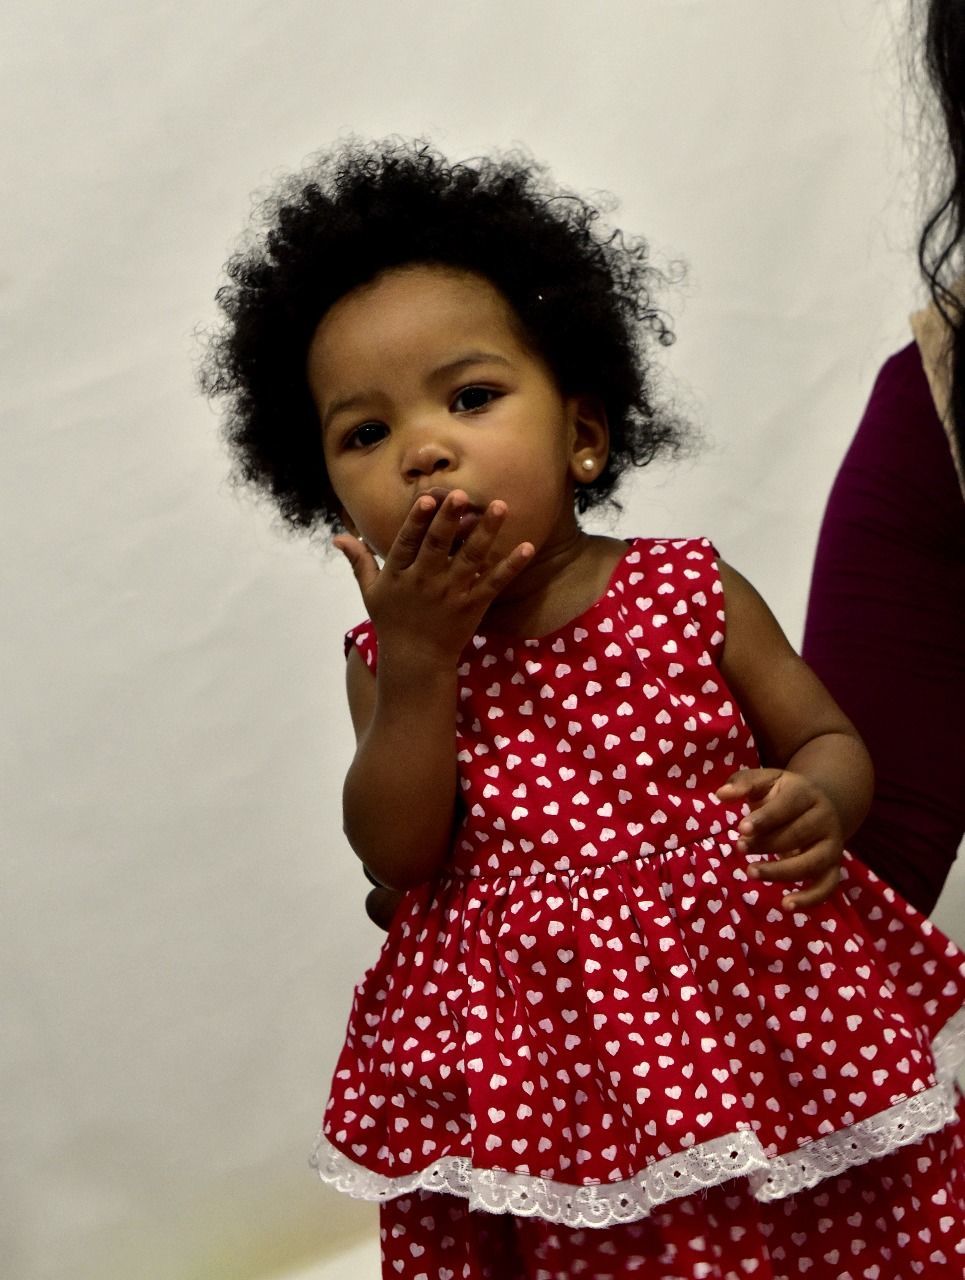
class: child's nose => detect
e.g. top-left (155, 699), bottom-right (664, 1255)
top-left (402, 436), bottom-right (456, 479)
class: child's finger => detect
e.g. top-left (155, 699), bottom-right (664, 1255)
top-left (748, 843), bottom-right (839, 883)
top-left (715, 768), bottom-right (782, 804)
top-left (449, 500), bottom-right (508, 585)
top-left (779, 865), bottom-right (842, 911)
top-left (737, 796), bottom-right (822, 850)
top-left (477, 540), bottom-right (535, 598)
top-left (383, 494), bottom-right (441, 570)
top-left (333, 534), bottom-right (380, 595)
top-left (412, 490), bottom-right (474, 567)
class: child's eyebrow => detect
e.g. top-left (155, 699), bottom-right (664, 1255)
top-left (430, 351), bottom-right (513, 378)
top-left (322, 391), bottom-right (376, 433)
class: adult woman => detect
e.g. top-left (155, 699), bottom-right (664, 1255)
top-left (803, 0), bottom-right (965, 915)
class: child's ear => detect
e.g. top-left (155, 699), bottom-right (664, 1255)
top-left (567, 395), bottom-right (609, 484)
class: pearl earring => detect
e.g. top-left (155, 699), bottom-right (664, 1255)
top-left (581, 459), bottom-right (595, 473)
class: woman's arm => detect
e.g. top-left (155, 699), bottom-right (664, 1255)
top-left (716, 562), bottom-right (874, 910)
top-left (802, 344), bottom-right (965, 914)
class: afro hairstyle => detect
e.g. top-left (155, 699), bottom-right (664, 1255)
top-left (200, 139), bottom-right (686, 533)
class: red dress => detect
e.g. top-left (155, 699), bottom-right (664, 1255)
top-left (312, 538), bottom-right (965, 1278)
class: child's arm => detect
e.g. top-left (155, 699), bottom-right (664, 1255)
top-left (715, 562), bottom-right (874, 911)
top-left (336, 492), bottom-right (533, 890)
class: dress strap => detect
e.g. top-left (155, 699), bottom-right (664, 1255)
top-left (345, 619), bottom-right (378, 672)
top-left (627, 536), bottom-right (725, 663)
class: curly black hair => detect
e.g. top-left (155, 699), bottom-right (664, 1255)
top-left (919, 0), bottom-right (965, 463)
top-left (200, 139), bottom-right (686, 533)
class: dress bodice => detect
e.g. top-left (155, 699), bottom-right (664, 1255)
top-left (348, 538), bottom-right (759, 878)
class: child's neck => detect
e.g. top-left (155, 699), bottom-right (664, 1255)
top-left (482, 532), bottom-right (627, 638)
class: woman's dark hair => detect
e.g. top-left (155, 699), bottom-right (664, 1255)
top-left (200, 140), bottom-right (684, 533)
top-left (918, 0), bottom-right (965, 457)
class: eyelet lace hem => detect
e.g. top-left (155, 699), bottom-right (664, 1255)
top-left (310, 1129), bottom-right (768, 1227)
top-left (310, 1006), bottom-right (965, 1228)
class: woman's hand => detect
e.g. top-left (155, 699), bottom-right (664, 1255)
top-left (716, 767), bottom-right (843, 911)
top-left (365, 884), bottom-right (405, 931)
top-left (334, 491), bottom-right (533, 666)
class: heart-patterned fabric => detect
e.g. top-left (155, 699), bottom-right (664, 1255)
top-left (313, 538), bottom-right (965, 1234)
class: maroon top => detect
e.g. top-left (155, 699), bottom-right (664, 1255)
top-left (803, 342), bottom-right (965, 914)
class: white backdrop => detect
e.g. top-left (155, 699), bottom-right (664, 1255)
top-left (4, 2), bottom-right (962, 1278)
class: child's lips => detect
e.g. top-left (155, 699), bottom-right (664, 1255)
top-left (452, 509), bottom-right (480, 548)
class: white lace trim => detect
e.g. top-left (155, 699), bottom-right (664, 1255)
top-left (750, 1078), bottom-right (958, 1202)
top-left (310, 1129), bottom-right (766, 1227)
top-left (310, 1006), bottom-right (965, 1228)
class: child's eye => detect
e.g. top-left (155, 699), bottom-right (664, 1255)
top-left (346, 421), bottom-right (388, 449)
top-left (451, 386), bottom-right (499, 413)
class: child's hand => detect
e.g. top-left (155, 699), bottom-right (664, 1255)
top-left (334, 491), bottom-right (533, 665)
top-left (715, 768), bottom-right (843, 911)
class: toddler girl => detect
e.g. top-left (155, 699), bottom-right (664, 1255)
top-left (203, 142), bottom-right (965, 1279)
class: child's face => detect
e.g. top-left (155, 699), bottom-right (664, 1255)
top-left (308, 265), bottom-right (602, 562)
